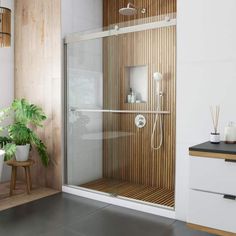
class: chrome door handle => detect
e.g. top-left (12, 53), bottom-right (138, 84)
top-left (225, 159), bottom-right (236, 163)
top-left (223, 195), bottom-right (236, 200)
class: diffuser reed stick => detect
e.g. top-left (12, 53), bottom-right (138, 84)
top-left (210, 105), bottom-right (220, 134)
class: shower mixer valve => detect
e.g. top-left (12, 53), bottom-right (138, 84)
top-left (135, 114), bottom-right (146, 128)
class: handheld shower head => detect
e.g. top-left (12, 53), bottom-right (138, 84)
top-left (152, 72), bottom-right (164, 150)
top-left (119, 3), bottom-right (137, 16)
top-left (153, 72), bottom-right (164, 96)
top-left (153, 72), bottom-right (163, 81)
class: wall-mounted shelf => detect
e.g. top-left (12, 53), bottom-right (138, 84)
top-left (70, 107), bottom-right (170, 115)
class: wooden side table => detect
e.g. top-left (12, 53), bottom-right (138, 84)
top-left (6, 159), bottom-right (35, 196)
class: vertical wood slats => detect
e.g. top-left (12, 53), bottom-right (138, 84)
top-left (0, 7), bottom-right (11, 47)
top-left (103, 0), bottom-right (176, 27)
top-left (14, 0), bottom-right (62, 190)
top-left (102, 0), bottom-right (176, 192)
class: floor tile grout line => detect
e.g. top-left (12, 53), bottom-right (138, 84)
top-left (38, 224), bottom-right (86, 236)
top-left (48, 203), bottom-right (112, 231)
top-left (64, 203), bottom-right (112, 229)
top-left (51, 226), bottom-right (85, 236)
top-left (64, 203), bottom-right (177, 235)
top-left (21, 195), bottom-right (112, 234)
top-left (157, 220), bottom-right (178, 236)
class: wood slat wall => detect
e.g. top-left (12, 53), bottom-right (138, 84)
top-left (103, 0), bottom-right (176, 190)
top-left (14, 0), bottom-right (62, 190)
top-left (103, 0), bottom-right (176, 26)
top-left (0, 7), bottom-right (11, 47)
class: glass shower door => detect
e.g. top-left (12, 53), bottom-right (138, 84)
top-left (66, 38), bottom-right (103, 187)
top-left (65, 15), bottom-right (176, 208)
top-left (66, 37), bottom-right (120, 196)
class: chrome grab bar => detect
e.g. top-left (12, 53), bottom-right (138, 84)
top-left (69, 107), bottom-right (170, 115)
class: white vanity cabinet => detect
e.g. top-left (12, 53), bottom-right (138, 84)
top-left (190, 156), bottom-right (236, 196)
top-left (188, 147), bottom-right (236, 236)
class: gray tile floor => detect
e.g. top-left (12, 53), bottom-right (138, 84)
top-left (0, 193), bottom-right (215, 236)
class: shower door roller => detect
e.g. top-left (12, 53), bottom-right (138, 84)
top-left (135, 114), bottom-right (146, 128)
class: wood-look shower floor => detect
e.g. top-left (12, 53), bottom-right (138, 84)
top-left (80, 178), bottom-right (175, 208)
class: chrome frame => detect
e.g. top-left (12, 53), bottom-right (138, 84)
top-left (66, 184), bottom-right (175, 211)
top-left (63, 42), bottom-right (68, 184)
top-left (65, 17), bottom-right (176, 44)
top-left (70, 107), bottom-right (170, 115)
top-left (63, 16), bottom-right (177, 205)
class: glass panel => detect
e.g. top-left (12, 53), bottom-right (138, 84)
top-left (66, 39), bottom-right (118, 194)
top-left (67, 38), bottom-right (103, 187)
top-left (67, 39), bottom-right (103, 110)
top-left (66, 15), bottom-right (176, 208)
top-left (67, 110), bottom-right (103, 187)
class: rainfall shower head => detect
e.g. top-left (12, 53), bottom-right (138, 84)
top-left (119, 3), bottom-right (137, 16)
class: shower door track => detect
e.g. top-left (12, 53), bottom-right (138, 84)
top-left (70, 108), bottom-right (170, 115)
top-left (62, 185), bottom-right (176, 219)
top-left (65, 17), bottom-right (176, 44)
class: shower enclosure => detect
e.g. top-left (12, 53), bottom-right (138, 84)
top-left (64, 14), bottom-right (176, 209)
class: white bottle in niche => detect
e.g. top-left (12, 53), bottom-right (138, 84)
top-left (130, 88), bottom-right (136, 103)
top-left (127, 88), bottom-right (132, 103)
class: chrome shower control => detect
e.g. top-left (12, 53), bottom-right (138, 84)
top-left (135, 114), bottom-right (146, 128)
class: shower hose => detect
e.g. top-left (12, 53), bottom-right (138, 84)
top-left (151, 96), bottom-right (163, 150)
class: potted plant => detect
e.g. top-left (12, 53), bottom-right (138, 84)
top-left (0, 99), bottom-right (49, 168)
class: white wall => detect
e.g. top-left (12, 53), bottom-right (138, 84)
top-left (0, 0), bottom-right (14, 182)
top-left (61, 0), bottom-right (103, 185)
top-left (61, 0), bottom-right (103, 37)
top-left (176, 0), bottom-right (236, 221)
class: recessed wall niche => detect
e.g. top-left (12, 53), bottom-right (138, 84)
top-left (125, 65), bottom-right (148, 103)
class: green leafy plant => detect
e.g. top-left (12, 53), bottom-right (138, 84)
top-left (0, 99), bottom-right (49, 166)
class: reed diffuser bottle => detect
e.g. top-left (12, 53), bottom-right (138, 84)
top-left (210, 105), bottom-right (220, 144)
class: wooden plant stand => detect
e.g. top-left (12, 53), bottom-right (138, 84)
top-left (6, 159), bottom-right (35, 196)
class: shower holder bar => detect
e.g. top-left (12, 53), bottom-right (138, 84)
top-left (69, 108), bottom-right (170, 115)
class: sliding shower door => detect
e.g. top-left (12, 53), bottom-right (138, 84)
top-left (66, 37), bottom-right (120, 195)
top-left (65, 16), bottom-right (176, 208)
top-left (66, 38), bottom-right (103, 186)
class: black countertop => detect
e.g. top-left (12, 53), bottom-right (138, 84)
top-left (189, 141), bottom-right (236, 155)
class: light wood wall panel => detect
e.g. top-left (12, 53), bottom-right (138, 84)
top-left (103, 0), bottom-right (176, 190)
top-left (14, 0), bottom-right (62, 190)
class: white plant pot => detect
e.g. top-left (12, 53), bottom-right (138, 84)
top-left (15, 144), bottom-right (30, 162)
top-left (0, 150), bottom-right (5, 182)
